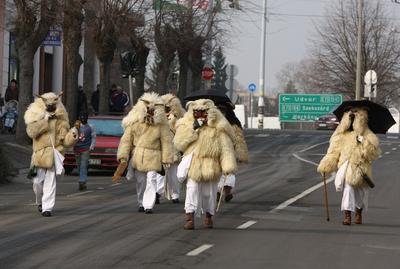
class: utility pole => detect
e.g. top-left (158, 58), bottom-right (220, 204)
top-left (355, 0), bottom-right (364, 100)
top-left (204, 0), bottom-right (214, 90)
top-left (257, 0), bottom-right (267, 129)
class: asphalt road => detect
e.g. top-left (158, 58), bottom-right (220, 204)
top-left (0, 130), bottom-right (399, 269)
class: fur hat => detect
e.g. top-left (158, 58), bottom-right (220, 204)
top-left (122, 92), bottom-right (166, 128)
top-left (161, 94), bottom-right (185, 119)
top-left (24, 92), bottom-right (68, 124)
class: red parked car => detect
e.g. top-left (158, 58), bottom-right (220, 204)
top-left (64, 115), bottom-right (123, 174)
top-left (315, 114), bottom-right (339, 130)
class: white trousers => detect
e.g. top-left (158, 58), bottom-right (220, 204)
top-left (32, 167), bottom-right (56, 212)
top-left (341, 182), bottom-right (369, 212)
top-left (218, 174), bottom-right (236, 189)
top-left (185, 178), bottom-right (218, 216)
top-left (156, 173), bottom-right (165, 194)
top-left (132, 169), bottom-right (158, 210)
top-left (156, 164), bottom-right (180, 199)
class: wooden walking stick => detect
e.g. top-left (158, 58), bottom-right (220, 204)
top-left (216, 175), bottom-right (227, 212)
top-left (322, 173), bottom-right (330, 222)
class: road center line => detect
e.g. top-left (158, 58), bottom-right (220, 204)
top-left (298, 141), bottom-right (329, 153)
top-left (236, 220), bottom-right (257, 230)
top-left (186, 244), bottom-right (214, 256)
top-left (67, 191), bottom-right (93, 197)
top-left (292, 153), bottom-right (319, 166)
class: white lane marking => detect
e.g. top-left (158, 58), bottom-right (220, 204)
top-left (385, 152), bottom-right (391, 155)
top-left (387, 136), bottom-right (399, 139)
top-left (298, 141), bottom-right (329, 153)
top-left (293, 153), bottom-right (319, 166)
top-left (271, 141), bottom-right (331, 213)
top-left (186, 244), bottom-right (214, 256)
top-left (236, 220), bottom-right (257, 230)
top-left (392, 148), bottom-right (397, 151)
top-left (362, 244), bottom-right (400, 251)
top-left (111, 183), bottom-right (122, 187)
top-left (270, 175), bottom-right (335, 213)
top-left (4, 142), bottom-right (32, 153)
top-left (255, 134), bottom-right (270, 138)
top-left (67, 191), bottom-right (93, 197)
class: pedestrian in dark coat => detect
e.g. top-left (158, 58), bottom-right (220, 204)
top-left (5, 79), bottom-right (19, 103)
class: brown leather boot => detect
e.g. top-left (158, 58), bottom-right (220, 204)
top-left (224, 186), bottom-right (233, 202)
top-left (204, 212), bottom-right (213, 229)
top-left (355, 208), bottom-right (362, 224)
top-left (342, 210), bottom-right (351, 225)
top-left (184, 213), bottom-right (194, 230)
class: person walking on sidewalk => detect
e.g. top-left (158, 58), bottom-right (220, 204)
top-left (25, 92), bottom-right (78, 217)
top-left (174, 99), bottom-right (237, 229)
top-left (74, 112), bottom-right (96, 191)
top-left (116, 92), bottom-right (173, 214)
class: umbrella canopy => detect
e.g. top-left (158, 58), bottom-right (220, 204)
top-left (333, 100), bottom-right (396, 134)
top-left (184, 89), bottom-right (234, 108)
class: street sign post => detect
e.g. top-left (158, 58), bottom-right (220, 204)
top-left (364, 70), bottom-right (377, 100)
top-left (202, 67), bottom-right (214, 80)
top-left (248, 83), bottom-right (257, 93)
top-left (247, 83), bottom-right (257, 128)
top-left (279, 94), bottom-right (343, 122)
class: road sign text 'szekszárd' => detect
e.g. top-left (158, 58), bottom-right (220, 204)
top-left (279, 94), bottom-right (343, 122)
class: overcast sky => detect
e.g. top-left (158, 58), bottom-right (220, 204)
top-left (224, 0), bottom-right (400, 95)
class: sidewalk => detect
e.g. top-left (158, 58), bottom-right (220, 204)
top-left (0, 134), bottom-right (32, 183)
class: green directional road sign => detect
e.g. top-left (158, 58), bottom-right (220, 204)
top-left (279, 94), bottom-right (343, 122)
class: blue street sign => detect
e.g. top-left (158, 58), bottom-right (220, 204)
top-left (42, 28), bottom-right (62, 46)
top-left (248, 83), bottom-right (257, 92)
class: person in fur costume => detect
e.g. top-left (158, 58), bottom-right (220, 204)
top-left (317, 106), bottom-right (381, 225)
top-left (215, 102), bottom-right (249, 202)
top-left (154, 94), bottom-right (186, 203)
top-left (25, 92), bottom-right (78, 217)
top-left (116, 92), bottom-right (173, 213)
top-left (174, 99), bottom-right (237, 229)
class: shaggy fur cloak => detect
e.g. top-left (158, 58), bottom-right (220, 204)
top-left (118, 92), bottom-right (173, 172)
top-left (24, 92), bottom-right (78, 169)
top-left (318, 108), bottom-right (381, 187)
top-left (162, 94), bottom-right (185, 163)
top-left (174, 99), bottom-right (237, 182)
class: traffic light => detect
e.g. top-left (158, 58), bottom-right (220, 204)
top-left (227, 0), bottom-right (240, 9)
top-left (120, 51), bottom-right (138, 78)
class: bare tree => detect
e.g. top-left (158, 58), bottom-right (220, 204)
top-left (13, 0), bottom-right (61, 143)
top-left (310, 0), bottom-right (400, 103)
top-left (92, 0), bottom-right (144, 114)
top-left (276, 62), bottom-right (298, 93)
top-left (63, 0), bottom-right (86, 122)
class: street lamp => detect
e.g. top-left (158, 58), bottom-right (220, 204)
top-left (257, 0), bottom-right (268, 129)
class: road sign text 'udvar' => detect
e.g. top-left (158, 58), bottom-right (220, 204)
top-left (279, 94), bottom-right (343, 122)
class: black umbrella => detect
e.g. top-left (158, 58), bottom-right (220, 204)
top-left (333, 100), bottom-right (396, 134)
top-left (184, 89), bottom-right (234, 108)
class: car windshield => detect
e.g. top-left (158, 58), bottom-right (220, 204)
top-left (88, 119), bottom-right (123, 137)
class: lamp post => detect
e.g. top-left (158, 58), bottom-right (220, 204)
top-left (257, 0), bottom-right (267, 129)
top-left (355, 0), bottom-right (364, 100)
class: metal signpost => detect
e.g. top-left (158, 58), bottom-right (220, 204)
top-left (364, 70), bottom-right (377, 100)
top-left (279, 94), bottom-right (343, 122)
top-left (248, 83), bottom-right (257, 128)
